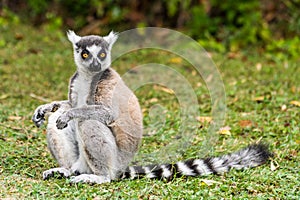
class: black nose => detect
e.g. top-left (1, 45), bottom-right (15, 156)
top-left (90, 59), bottom-right (101, 71)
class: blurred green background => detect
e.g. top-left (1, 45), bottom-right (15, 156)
top-left (1, 0), bottom-right (300, 60)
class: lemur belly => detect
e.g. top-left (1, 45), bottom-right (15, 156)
top-left (73, 74), bottom-right (92, 107)
top-left (71, 74), bottom-right (94, 172)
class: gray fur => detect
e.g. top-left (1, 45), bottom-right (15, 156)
top-left (75, 36), bottom-right (109, 50)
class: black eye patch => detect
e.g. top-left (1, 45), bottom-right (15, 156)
top-left (81, 49), bottom-right (90, 59)
top-left (98, 49), bottom-right (107, 60)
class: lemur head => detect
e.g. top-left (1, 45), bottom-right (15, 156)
top-left (67, 30), bottom-right (118, 74)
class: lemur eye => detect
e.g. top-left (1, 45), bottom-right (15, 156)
top-left (81, 50), bottom-right (90, 59)
top-left (100, 52), bottom-right (106, 58)
top-left (98, 49), bottom-right (107, 60)
top-left (82, 53), bottom-right (89, 58)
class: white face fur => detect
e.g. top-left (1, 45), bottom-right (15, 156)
top-left (67, 31), bottom-right (118, 74)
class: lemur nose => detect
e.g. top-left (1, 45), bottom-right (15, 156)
top-left (92, 58), bottom-right (99, 66)
top-left (90, 58), bottom-right (101, 71)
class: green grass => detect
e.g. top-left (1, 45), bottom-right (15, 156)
top-left (0, 24), bottom-right (299, 199)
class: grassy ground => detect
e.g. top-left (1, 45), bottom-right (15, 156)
top-left (0, 24), bottom-right (299, 199)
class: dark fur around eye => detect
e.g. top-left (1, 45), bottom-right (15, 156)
top-left (81, 49), bottom-right (90, 59)
top-left (98, 49), bottom-right (107, 60)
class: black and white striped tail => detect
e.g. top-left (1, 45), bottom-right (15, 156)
top-left (120, 143), bottom-right (272, 180)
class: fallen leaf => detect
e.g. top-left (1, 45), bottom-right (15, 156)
top-left (238, 120), bottom-right (254, 128)
top-left (160, 88), bottom-right (174, 94)
top-left (256, 63), bottom-right (262, 71)
top-left (196, 82), bottom-right (202, 87)
top-left (281, 104), bottom-right (287, 111)
top-left (201, 179), bottom-right (222, 186)
top-left (218, 126), bottom-right (231, 135)
top-left (205, 74), bottom-right (213, 83)
top-left (196, 116), bottom-right (212, 123)
top-left (241, 112), bottom-right (252, 116)
top-left (284, 61), bottom-right (288, 69)
top-left (30, 93), bottom-right (50, 102)
top-left (8, 116), bottom-right (22, 121)
top-left (291, 86), bottom-right (296, 93)
top-left (28, 48), bottom-right (40, 54)
top-left (230, 97), bottom-right (239, 104)
top-left (227, 52), bottom-right (240, 59)
top-left (229, 81), bottom-right (237, 86)
top-left (15, 33), bottom-right (24, 40)
top-left (148, 98), bottom-right (158, 103)
top-left (31, 129), bottom-right (38, 134)
top-left (169, 57), bottom-right (182, 64)
top-left (0, 94), bottom-right (9, 99)
top-left (153, 85), bottom-right (175, 94)
top-left (252, 96), bottom-right (265, 102)
top-left (290, 100), bottom-right (300, 107)
top-left (142, 108), bottom-right (147, 113)
top-left (270, 160), bottom-right (279, 171)
top-left (253, 128), bottom-right (262, 132)
top-left (0, 123), bottom-right (22, 130)
top-left (290, 149), bottom-right (298, 157)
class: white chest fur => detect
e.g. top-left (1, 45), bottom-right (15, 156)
top-left (73, 74), bottom-right (92, 107)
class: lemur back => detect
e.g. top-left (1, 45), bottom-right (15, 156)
top-left (32, 31), bottom-right (272, 184)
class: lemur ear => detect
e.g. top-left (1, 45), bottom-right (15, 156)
top-left (67, 30), bottom-right (81, 44)
top-left (103, 31), bottom-right (118, 49)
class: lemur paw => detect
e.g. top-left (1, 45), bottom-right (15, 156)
top-left (32, 107), bottom-right (46, 128)
top-left (43, 167), bottom-right (71, 180)
top-left (70, 174), bottom-right (111, 184)
top-left (56, 112), bottom-right (71, 129)
top-left (32, 103), bottom-right (60, 127)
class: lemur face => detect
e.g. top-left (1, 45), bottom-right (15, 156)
top-left (75, 36), bottom-right (109, 72)
top-left (67, 31), bottom-right (118, 73)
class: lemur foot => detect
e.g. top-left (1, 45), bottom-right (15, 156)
top-left (70, 174), bottom-right (111, 184)
top-left (43, 167), bottom-right (71, 180)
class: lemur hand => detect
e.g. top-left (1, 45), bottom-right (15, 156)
top-left (56, 111), bottom-right (72, 129)
top-left (32, 106), bottom-right (46, 127)
top-left (32, 103), bottom-right (60, 128)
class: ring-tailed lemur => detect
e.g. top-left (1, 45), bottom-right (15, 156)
top-left (32, 31), bottom-right (272, 184)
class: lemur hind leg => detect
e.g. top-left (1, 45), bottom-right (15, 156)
top-left (70, 120), bottom-right (120, 184)
top-left (43, 106), bottom-right (78, 180)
